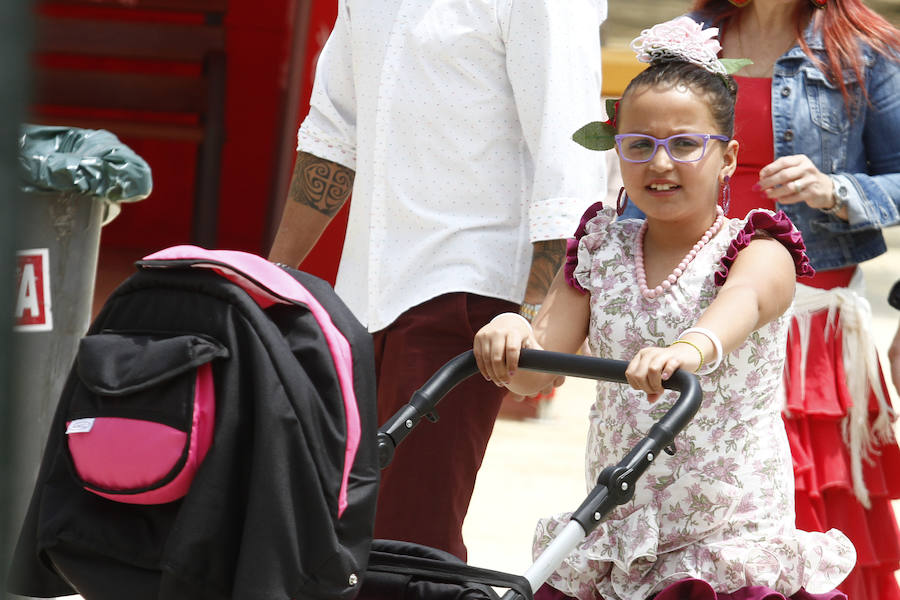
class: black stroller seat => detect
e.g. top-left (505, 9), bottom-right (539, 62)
top-left (361, 539), bottom-right (532, 600)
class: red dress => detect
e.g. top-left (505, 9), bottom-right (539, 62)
top-left (732, 75), bottom-right (900, 599)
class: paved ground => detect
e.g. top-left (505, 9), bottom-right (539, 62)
top-left (463, 227), bottom-right (900, 583)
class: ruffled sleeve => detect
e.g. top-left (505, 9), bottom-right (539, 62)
top-left (564, 201), bottom-right (613, 293)
top-left (715, 209), bottom-right (815, 286)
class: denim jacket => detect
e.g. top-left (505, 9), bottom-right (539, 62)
top-left (621, 14), bottom-right (900, 271)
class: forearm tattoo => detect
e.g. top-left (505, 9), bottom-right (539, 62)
top-left (289, 152), bottom-right (355, 217)
top-left (526, 239), bottom-right (567, 298)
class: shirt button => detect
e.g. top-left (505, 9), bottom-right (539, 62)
top-left (781, 87), bottom-right (791, 97)
top-left (784, 130), bottom-right (794, 141)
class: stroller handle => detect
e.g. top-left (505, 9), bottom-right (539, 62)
top-left (376, 349), bottom-right (702, 471)
top-left (376, 349), bottom-right (702, 600)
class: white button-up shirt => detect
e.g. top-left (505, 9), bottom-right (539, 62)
top-left (299, 0), bottom-right (608, 331)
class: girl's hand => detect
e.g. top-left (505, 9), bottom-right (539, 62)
top-left (625, 343), bottom-right (701, 403)
top-left (474, 313), bottom-right (539, 386)
top-left (756, 154), bottom-right (836, 212)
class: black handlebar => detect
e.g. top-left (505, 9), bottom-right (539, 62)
top-left (376, 349), bottom-right (702, 481)
top-left (376, 350), bottom-right (702, 600)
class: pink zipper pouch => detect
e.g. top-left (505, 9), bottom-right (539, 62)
top-left (65, 332), bottom-right (228, 504)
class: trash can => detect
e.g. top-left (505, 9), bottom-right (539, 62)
top-left (10, 125), bottom-right (152, 535)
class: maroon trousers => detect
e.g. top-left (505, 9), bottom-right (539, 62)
top-left (372, 292), bottom-right (516, 560)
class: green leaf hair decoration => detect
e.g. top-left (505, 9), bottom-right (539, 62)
top-left (572, 97), bottom-right (619, 151)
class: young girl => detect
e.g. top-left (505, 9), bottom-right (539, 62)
top-left (473, 18), bottom-right (856, 600)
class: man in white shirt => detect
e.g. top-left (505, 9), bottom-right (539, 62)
top-left (269, 0), bottom-right (607, 561)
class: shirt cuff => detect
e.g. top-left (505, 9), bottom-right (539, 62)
top-left (297, 124), bottom-right (357, 172)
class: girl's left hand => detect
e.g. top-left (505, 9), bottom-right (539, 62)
top-left (756, 154), bottom-right (834, 211)
top-left (625, 343), bottom-right (701, 403)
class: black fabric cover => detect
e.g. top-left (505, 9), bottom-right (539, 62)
top-left (7, 265), bottom-right (379, 600)
top-left (76, 332), bottom-right (228, 396)
top-left (360, 539), bottom-right (534, 600)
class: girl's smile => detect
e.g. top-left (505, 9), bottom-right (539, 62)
top-left (647, 179), bottom-right (681, 194)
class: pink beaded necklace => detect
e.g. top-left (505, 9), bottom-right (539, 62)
top-left (635, 205), bottom-right (725, 300)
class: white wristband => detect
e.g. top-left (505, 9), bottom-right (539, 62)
top-left (680, 327), bottom-right (723, 375)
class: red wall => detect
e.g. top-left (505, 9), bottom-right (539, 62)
top-left (98, 0), bottom-right (345, 283)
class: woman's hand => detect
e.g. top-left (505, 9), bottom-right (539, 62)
top-left (756, 154), bottom-right (838, 213)
top-left (474, 313), bottom-right (539, 386)
top-left (625, 343), bottom-right (702, 403)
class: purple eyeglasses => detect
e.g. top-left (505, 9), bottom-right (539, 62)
top-left (614, 133), bottom-right (730, 164)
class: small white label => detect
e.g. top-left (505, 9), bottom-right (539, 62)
top-left (66, 418), bottom-right (96, 434)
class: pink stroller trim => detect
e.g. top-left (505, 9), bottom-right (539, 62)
top-left (142, 245), bottom-right (361, 517)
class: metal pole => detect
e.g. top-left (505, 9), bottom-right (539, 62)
top-left (1, 0), bottom-right (31, 594)
top-left (263, 0), bottom-right (313, 252)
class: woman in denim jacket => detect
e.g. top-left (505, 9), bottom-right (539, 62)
top-left (619, 0), bottom-right (900, 596)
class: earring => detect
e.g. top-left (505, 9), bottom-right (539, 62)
top-left (808, 0), bottom-right (826, 7)
top-left (720, 176), bottom-right (731, 215)
top-left (727, 0), bottom-right (752, 6)
top-left (616, 187), bottom-right (629, 216)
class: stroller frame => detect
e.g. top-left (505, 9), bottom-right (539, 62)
top-left (375, 349), bottom-right (701, 600)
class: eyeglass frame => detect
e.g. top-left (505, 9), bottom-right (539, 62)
top-left (614, 133), bottom-right (731, 164)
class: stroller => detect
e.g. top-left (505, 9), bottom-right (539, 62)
top-left (365, 348), bottom-right (701, 600)
top-left (6, 247), bottom-right (700, 600)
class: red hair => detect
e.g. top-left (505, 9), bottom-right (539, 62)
top-left (692, 0), bottom-right (900, 112)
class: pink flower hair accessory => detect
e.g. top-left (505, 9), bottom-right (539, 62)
top-left (630, 16), bottom-right (750, 77)
top-left (631, 16), bottom-right (727, 76)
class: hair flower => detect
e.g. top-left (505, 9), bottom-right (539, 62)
top-left (631, 16), bottom-right (727, 76)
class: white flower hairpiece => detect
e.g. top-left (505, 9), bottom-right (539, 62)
top-left (631, 16), bottom-right (737, 76)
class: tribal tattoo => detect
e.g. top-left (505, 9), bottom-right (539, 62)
top-left (289, 152), bottom-right (355, 217)
top-left (525, 239), bottom-right (567, 299)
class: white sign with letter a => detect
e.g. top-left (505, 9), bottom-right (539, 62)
top-left (15, 248), bottom-right (53, 332)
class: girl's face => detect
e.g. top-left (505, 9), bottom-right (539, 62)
top-left (616, 84), bottom-right (738, 225)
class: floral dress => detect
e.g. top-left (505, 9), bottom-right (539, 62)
top-left (533, 204), bottom-right (856, 600)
